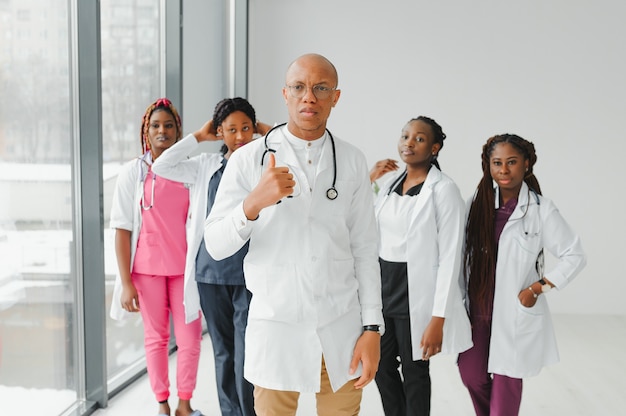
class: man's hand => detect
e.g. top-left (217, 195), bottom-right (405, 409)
top-left (349, 330), bottom-right (381, 389)
top-left (243, 153), bottom-right (296, 219)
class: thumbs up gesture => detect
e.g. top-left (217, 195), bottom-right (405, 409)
top-left (243, 153), bottom-right (296, 219)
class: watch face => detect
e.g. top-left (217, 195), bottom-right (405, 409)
top-left (542, 284), bottom-right (551, 293)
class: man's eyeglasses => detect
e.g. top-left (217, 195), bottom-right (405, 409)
top-left (285, 84), bottom-right (337, 100)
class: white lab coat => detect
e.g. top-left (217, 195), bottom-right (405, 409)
top-left (109, 143), bottom-right (215, 323)
top-left (204, 125), bottom-right (383, 393)
top-left (472, 182), bottom-right (586, 378)
top-left (151, 133), bottom-right (224, 323)
top-left (109, 157), bottom-right (146, 321)
top-left (374, 167), bottom-right (473, 360)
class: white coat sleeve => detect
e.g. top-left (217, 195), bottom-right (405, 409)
top-left (431, 181), bottom-right (466, 317)
top-left (110, 161), bottom-right (137, 231)
top-left (347, 154), bottom-right (384, 329)
top-left (541, 200), bottom-right (586, 289)
top-left (204, 148), bottom-right (255, 260)
top-left (151, 133), bottom-right (202, 184)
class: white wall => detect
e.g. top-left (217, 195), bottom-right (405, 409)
top-left (182, 0), bottom-right (227, 154)
top-left (245, 0), bottom-right (625, 315)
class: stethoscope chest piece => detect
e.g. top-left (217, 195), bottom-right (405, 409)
top-left (326, 187), bottom-right (338, 200)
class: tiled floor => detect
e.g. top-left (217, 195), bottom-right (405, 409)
top-left (92, 314), bottom-right (626, 415)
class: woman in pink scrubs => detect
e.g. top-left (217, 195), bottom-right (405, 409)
top-left (110, 98), bottom-right (203, 416)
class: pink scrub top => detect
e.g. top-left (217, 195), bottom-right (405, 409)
top-left (132, 171), bottom-right (189, 276)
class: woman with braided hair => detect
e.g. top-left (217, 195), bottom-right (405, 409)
top-left (110, 98), bottom-right (204, 416)
top-left (152, 97), bottom-right (270, 416)
top-left (370, 116), bottom-right (472, 415)
top-left (457, 134), bottom-right (586, 415)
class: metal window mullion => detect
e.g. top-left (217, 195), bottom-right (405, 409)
top-left (229, 0), bottom-right (248, 97)
top-left (69, 0), bottom-right (107, 411)
top-left (165, 0), bottom-right (183, 111)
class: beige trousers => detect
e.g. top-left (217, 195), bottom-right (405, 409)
top-left (253, 358), bottom-right (362, 416)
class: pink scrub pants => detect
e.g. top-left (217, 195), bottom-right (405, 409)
top-left (132, 272), bottom-right (202, 402)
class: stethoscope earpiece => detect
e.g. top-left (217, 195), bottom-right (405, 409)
top-left (262, 123), bottom-right (339, 201)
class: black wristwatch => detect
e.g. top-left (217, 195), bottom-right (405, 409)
top-left (363, 325), bottom-right (381, 334)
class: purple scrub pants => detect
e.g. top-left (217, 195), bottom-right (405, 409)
top-left (457, 319), bottom-right (523, 416)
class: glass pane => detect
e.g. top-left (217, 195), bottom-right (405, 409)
top-left (100, 0), bottom-right (162, 386)
top-left (0, 0), bottom-right (77, 414)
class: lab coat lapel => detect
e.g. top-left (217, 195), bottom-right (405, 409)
top-left (316, 133), bottom-right (333, 177)
top-left (408, 167), bottom-right (441, 227)
top-left (272, 129), bottom-right (300, 168)
top-left (272, 128), bottom-right (312, 201)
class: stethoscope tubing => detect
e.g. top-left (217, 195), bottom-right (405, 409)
top-left (386, 170), bottom-right (408, 196)
top-left (260, 123), bottom-right (338, 200)
top-left (139, 152), bottom-right (156, 210)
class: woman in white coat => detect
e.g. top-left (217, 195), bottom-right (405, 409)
top-left (110, 98), bottom-right (203, 416)
top-left (152, 97), bottom-right (270, 416)
top-left (457, 134), bottom-right (586, 416)
top-left (370, 116), bottom-right (472, 416)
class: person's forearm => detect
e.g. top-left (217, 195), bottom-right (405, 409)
top-left (115, 229), bottom-right (132, 285)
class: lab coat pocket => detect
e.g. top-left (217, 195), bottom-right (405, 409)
top-left (515, 300), bottom-right (544, 335)
top-left (512, 230), bottom-right (542, 258)
top-left (243, 262), bottom-right (301, 323)
top-left (511, 229), bottom-right (543, 276)
top-left (514, 301), bottom-right (545, 369)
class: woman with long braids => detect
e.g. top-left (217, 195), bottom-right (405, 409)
top-left (152, 97), bottom-right (270, 416)
top-left (369, 116), bottom-right (472, 415)
top-left (110, 98), bottom-right (204, 416)
top-left (457, 134), bottom-right (586, 415)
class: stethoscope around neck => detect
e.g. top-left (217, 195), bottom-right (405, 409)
top-left (260, 122), bottom-right (338, 200)
top-left (386, 169), bottom-right (409, 196)
top-left (139, 152), bottom-right (156, 210)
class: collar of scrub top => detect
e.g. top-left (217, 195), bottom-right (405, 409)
top-left (494, 181), bottom-right (540, 214)
top-left (260, 122), bottom-right (338, 200)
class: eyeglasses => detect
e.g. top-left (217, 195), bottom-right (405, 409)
top-left (285, 84), bottom-right (337, 100)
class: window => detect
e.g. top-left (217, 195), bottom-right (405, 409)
top-left (0, 1), bottom-right (76, 414)
top-left (0, 0), bottom-right (221, 413)
top-left (100, 0), bottom-right (162, 389)
top-left (1, 0), bottom-right (166, 413)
